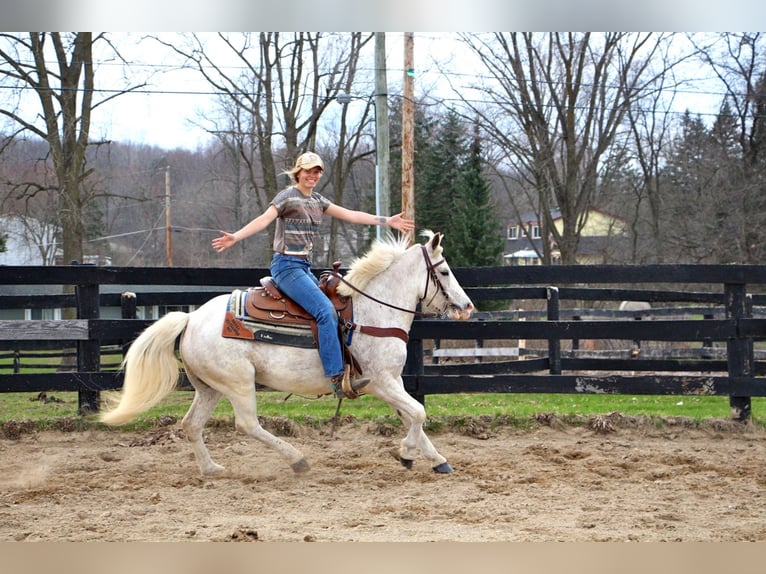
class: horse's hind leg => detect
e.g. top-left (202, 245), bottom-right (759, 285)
top-left (182, 375), bottom-right (225, 476)
top-left (228, 387), bottom-right (310, 474)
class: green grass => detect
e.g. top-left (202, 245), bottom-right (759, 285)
top-left (0, 348), bottom-right (123, 374)
top-left (1, 390), bottom-right (763, 433)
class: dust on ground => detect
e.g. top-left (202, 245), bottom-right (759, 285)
top-left (2, 416), bottom-right (765, 542)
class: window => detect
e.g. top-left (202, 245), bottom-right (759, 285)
top-left (158, 305), bottom-right (191, 317)
top-left (507, 225), bottom-right (519, 240)
top-left (27, 308), bottom-right (59, 320)
top-left (532, 225), bottom-right (541, 239)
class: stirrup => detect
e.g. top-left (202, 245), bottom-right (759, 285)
top-left (330, 366), bottom-right (369, 400)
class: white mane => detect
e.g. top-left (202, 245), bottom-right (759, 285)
top-left (337, 233), bottom-right (413, 296)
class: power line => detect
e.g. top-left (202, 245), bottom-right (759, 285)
top-left (0, 78), bottom-right (735, 121)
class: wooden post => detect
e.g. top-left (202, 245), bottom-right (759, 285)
top-left (404, 333), bottom-right (425, 406)
top-left (725, 283), bottom-right (752, 421)
top-left (547, 286), bottom-right (561, 374)
top-left (165, 166), bottom-right (173, 267)
top-left (75, 264), bottom-right (100, 415)
top-left (401, 32), bottom-right (415, 246)
top-left (572, 315), bottom-right (581, 352)
top-left (374, 32), bottom-right (390, 230)
top-left (120, 291), bottom-right (137, 359)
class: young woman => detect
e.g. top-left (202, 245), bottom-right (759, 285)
top-left (212, 151), bottom-right (415, 398)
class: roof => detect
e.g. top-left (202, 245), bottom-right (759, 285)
top-left (511, 207), bottom-right (624, 226)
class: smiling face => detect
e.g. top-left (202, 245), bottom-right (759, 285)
top-left (296, 166), bottom-right (323, 194)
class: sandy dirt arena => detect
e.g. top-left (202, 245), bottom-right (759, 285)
top-left (2, 417), bottom-right (766, 542)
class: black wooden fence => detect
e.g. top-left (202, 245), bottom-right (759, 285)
top-left (1, 263), bottom-right (765, 420)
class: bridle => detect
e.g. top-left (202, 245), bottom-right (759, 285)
top-left (419, 245), bottom-right (453, 317)
top-left (334, 244), bottom-right (452, 320)
top-left (332, 245), bottom-right (454, 344)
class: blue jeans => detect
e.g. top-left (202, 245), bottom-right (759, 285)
top-left (270, 254), bottom-right (343, 378)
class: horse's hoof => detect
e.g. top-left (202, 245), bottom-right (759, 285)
top-left (202, 463), bottom-right (226, 476)
top-left (291, 458), bottom-right (310, 473)
top-left (432, 462), bottom-right (453, 474)
top-left (400, 457), bottom-right (414, 469)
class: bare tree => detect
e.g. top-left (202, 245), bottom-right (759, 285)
top-left (456, 32), bottom-right (679, 264)
top-left (623, 40), bottom-right (693, 263)
top-left (688, 32), bottom-right (766, 263)
top-left (0, 32), bottom-right (145, 266)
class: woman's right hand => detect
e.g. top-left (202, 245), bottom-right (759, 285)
top-left (211, 231), bottom-right (236, 253)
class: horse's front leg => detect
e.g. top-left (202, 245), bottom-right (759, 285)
top-left (374, 376), bottom-right (452, 473)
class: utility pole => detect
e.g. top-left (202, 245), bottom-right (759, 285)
top-left (374, 32), bottom-right (390, 240)
top-left (401, 32), bottom-right (415, 246)
top-left (165, 165), bottom-right (173, 267)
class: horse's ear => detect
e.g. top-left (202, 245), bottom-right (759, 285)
top-left (430, 232), bottom-right (443, 251)
top-left (429, 232), bottom-right (444, 258)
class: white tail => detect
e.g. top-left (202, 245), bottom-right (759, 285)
top-left (100, 311), bottom-right (190, 425)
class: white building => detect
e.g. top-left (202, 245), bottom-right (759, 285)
top-left (0, 215), bottom-right (58, 266)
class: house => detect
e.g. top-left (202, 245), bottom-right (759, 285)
top-left (504, 208), bottom-right (627, 265)
top-left (0, 215), bottom-right (57, 266)
top-left (0, 215), bottom-right (115, 321)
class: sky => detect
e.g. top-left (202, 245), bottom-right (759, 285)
top-left (90, 32), bottom-right (449, 151)
top-left (3, 32), bottom-right (475, 151)
top-left (0, 31), bottom-right (738, 152)
top-left (89, 32), bottom-right (727, 151)
top-left (5, 0), bottom-right (766, 151)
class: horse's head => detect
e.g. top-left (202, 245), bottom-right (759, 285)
top-left (419, 231), bottom-right (474, 320)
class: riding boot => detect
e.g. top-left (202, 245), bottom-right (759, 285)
top-left (330, 368), bottom-right (369, 400)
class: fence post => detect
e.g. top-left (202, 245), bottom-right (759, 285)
top-left (631, 314), bottom-right (643, 352)
top-left (725, 283), bottom-right (753, 421)
top-left (571, 315), bottom-right (581, 352)
top-left (120, 291), bottom-right (137, 359)
top-left (75, 263), bottom-right (100, 415)
top-left (547, 286), bottom-right (561, 374)
top-left (404, 327), bottom-right (425, 406)
top-left (701, 312), bottom-right (714, 360)
top-left (431, 338), bottom-right (441, 364)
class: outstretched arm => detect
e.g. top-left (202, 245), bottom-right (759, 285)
top-left (211, 205), bottom-right (279, 253)
top-left (324, 205), bottom-right (415, 233)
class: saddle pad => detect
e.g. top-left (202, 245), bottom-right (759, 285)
top-left (222, 289), bottom-right (316, 348)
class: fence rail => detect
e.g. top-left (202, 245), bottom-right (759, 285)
top-left (1, 263), bottom-right (765, 420)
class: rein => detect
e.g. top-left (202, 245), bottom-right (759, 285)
top-left (333, 245), bottom-right (451, 343)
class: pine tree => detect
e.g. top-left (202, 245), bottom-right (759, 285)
top-left (415, 109), bottom-right (468, 237)
top-left (449, 122), bottom-right (505, 267)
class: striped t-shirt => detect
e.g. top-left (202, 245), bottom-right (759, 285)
top-left (270, 186), bottom-right (332, 257)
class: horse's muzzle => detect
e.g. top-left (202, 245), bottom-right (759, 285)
top-left (447, 302), bottom-right (474, 321)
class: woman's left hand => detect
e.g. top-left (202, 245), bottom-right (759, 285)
top-left (387, 212), bottom-right (415, 232)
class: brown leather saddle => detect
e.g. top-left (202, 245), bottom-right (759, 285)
top-left (223, 262), bottom-right (353, 346)
top-left (248, 264), bottom-right (351, 327)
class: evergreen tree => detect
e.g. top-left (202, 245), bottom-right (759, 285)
top-left (449, 122), bottom-right (505, 267)
top-left (415, 109), bottom-right (467, 237)
top-left (387, 97), bottom-right (437, 216)
top-left (390, 102), bottom-right (464, 237)
top-left (661, 109), bottom-right (754, 263)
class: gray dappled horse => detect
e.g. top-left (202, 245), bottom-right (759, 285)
top-left (101, 231), bottom-right (474, 475)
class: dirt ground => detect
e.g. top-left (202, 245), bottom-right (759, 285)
top-left (2, 416), bottom-right (766, 542)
